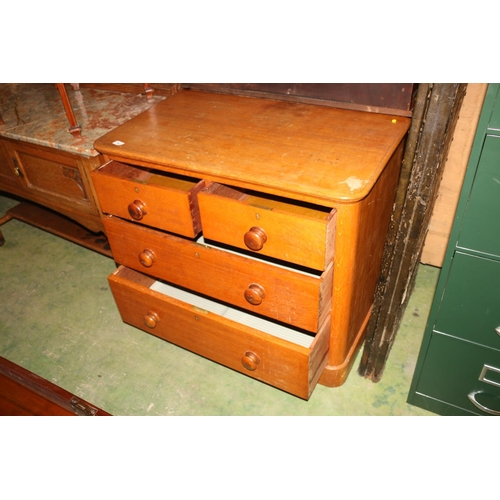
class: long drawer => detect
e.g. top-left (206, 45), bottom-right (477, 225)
top-left (103, 215), bottom-right (333, 333)
top-left (109, 266), bottom-right (330, 400)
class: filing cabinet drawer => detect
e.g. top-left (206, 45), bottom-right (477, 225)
top-left (414, 333), bottom-right (500, 415)
top-left (103, 216), bottom-right (333, 332)
top-left (435, 252), bottom-right (500, 350)
top-left (109, 266), bottom-right (330, 400)
top-left (197, 183), bottom-right (336, 271)
top-left (91, 160), bottom-right (204, 238)
top-left (457, 135), bottom-right (500, 258)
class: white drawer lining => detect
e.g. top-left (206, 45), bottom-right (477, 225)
top-left (195, 236), bottom-right (320, 278)
top-left (150, 280), bottom-right (314, 348)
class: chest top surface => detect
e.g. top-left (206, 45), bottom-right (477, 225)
top-left (94, 90), bottom-right (411, 205)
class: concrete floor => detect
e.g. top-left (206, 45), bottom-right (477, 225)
top-left (0, 194), bottom-right (438, 416)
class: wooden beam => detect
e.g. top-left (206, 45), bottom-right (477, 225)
top-left (358, 83), bottom-right (468, 382)
top-left (421, 84), bottom-right (487, 266)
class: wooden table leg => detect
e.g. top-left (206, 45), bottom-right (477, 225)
top-left (56, 83), bottom-right (82, 138)
top-left (0, 213), bottom-right (14, 246)
top-left (144, 84), bottom-right (154, 99)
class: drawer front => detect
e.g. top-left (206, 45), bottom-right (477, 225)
top-left (92, 160), bottom-right (204, 238)
top-left (435, 252), bottom-right (500, 350)
top-left (103, 215), bottom-right (333, 333)
top-left (4, 140), bottom-right (94, 213)
top-left (457, 135), bottom-right (500, 258)
top-left (0, 141), bottom-right (22, 189)
top-left (109, 266), bottom-right (330, 400)
top-left (197, 183), bottom-right (336, 271)
top-left (415, 333), bottom-right (500, 415)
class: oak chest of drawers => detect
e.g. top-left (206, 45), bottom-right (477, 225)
top-left (92, 90), bottom-right (410, 399)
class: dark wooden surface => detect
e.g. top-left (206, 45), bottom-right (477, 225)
top-left (359, 83), bottom-right (468, 382)
top-left (183, 83), bottom-right (415, 116)
top-left (0, 356), bottom-right (111, 416)
top-left (1, 201), bottom-right (112, 257)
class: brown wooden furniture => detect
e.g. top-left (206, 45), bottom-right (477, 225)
top-left (56, 83), bottom-right (82, 138)
top-left (0, 357), bottom-right (111, 416)
top-left (0, 137), bottom-right (109, 253)
top-left (92, 89), bottom-right (410, 399)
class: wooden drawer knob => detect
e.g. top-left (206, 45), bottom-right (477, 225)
top-left (138, 248), bottom-right (156, 267)
top-left (128, 199), bottom-right (148, 221)
top-left (244, 283), bottom-right (266, 305)
top-left (143, 311), bottom-right (160, 328)
top-left (241, 351), bottom-right (260, 371)
top-left (244, 226), bottom-right (267, 251)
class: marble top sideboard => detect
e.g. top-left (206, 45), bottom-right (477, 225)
top-left (0, 84), bottom-right (165, 157)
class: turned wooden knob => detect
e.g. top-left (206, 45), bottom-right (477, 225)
top-left (244, 226), bottom-right (267, 251)
top-left (244, 283), bottom-right (266, 305)
top-left (241, 351), bottom-right (260, 371)
top-left (128, 199), bottom-right (148, 220)
top-left (143, 311), bottom-right (160, 328)
top-left (138, 248), bottom-right (156, 267)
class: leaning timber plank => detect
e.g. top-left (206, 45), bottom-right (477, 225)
top-left (358, 83), bottom-right (467, 382)
top-left (0, 356), bottom-right (111, 416)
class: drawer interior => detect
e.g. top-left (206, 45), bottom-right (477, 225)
top-left (198, 183), bottom-right (336, 271)
top-left (96, 160), bottom-right (201, 193)
top-left (109, 266), bottom-right (330, 399)
top-left (149, 279), bottom-right (314, 348)
top-left (92, 160), bottom-right (204, 238)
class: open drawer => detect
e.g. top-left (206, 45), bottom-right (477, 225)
top-left (91, 160), bottom-right (205, 238)
top-left (108, 266), bottom-right (330, 400)
top-left (197, 183), bottom-right (336, 271)
top-left (103, 215), bottom-right (333, 333)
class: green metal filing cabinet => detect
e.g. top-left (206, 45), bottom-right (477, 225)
top-left (408, 83), bottom-right (500, 415)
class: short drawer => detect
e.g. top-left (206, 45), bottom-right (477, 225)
top-left (435, 252), bottom-right (500, 350)
top-left (91, 160), bottom-right (204, 238)
top-left (197, 183), bottom-right (336, 271)
top-left (109, 266), bottom-right (330, 400)
top-left (103, 215), bottom-right (333, 333)
top-left (414, 333), bottom-right (500, 415)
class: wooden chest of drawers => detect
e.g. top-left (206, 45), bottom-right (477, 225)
top-left (92, 90), bottom-right (410, 399)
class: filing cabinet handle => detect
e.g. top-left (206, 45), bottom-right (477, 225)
top-left (143, 311), bottom-right (160, 329)
top-left (495, 326), bottom-right (500, 337)
top-left (128, 199), bottom-right (148, 221)
top-left (139, 249), bottom-right (156, 267)
top-left (467, 391), bottom-right (500, 415)
top-left (244, 283), bottom-right (266, 305)
top-left (244, 226), bottom-right (267, 251)
top-left (241, 351), bottom-right (260, 371)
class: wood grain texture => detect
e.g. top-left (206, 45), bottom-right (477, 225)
top-left (0, 356), bottom-right (111, 416)
top-left (197, 182), bottom-right (336, 271)
top-left (95, 90), bottom-right (410, 205)
top-left (109, 266), bottom-right (329, 399)
top-left (0, 137), bottom-right (104, 233)
top-left (104, 215), bottom-right (332, 333)
top-left (94, 90), bottom-right (409, 392)
top-left (359, 84), bottom-right (467, 382)
top-left (92, 160), bottom-right (204, 238)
